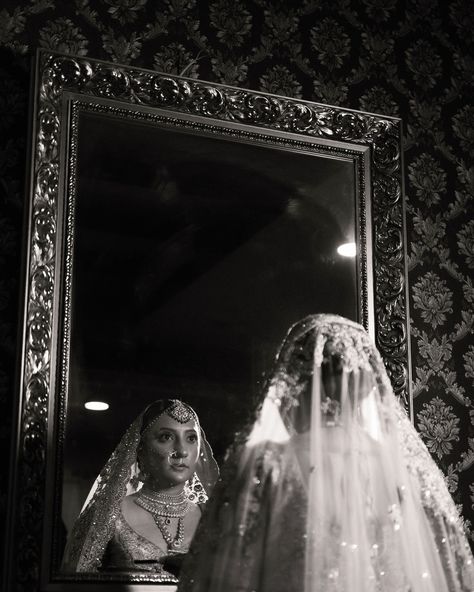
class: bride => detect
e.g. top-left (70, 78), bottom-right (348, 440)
top-left (179, 314), bottom-right (474, 592)
top-left (62, 399), bottom-right (218, 582)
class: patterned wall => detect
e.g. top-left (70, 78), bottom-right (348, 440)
top-left (1, 0), bottom-right (473, 565)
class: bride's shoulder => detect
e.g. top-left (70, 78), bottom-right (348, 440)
top-left (120, 492), bottom-right (148, 521)
top-left (122, 492), bottom-right (139, 507)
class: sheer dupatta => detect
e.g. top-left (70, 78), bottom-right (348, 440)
top-left (62, 402), bottom-right (218, 573)
top-left (179, 315), bottom-right (474, 592)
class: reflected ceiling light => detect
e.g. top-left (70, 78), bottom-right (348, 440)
top-left (85, 401), bottom-right (109, 411)
top-left (337, 242), bottom-right (357, 257)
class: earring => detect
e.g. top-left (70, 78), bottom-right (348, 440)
top-left (130, 474), bottom-right (140, 488)
top-left (131, 468), bottom-right (148, 489)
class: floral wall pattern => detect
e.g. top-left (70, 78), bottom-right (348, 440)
top-left (0, 0), bottom-right (473, 567)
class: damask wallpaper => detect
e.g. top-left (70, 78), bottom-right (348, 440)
top-left (0, 0), bottom-right (473, 568)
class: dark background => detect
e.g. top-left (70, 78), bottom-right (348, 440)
top-left (62, 109), bottom-right (356, 532)
top-left (1, 0), bottom-right (473, 571)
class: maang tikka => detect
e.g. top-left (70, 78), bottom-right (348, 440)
top-left (166, 400), bottom-right (197, 424)
top-left (142, 400), bottom-right (198, 435)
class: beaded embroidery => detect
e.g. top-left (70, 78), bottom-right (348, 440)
top-left (179, 314), bottom-right (474, 592)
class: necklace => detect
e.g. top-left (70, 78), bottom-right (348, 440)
top-left (154, 515), bottom-right (185, 551)
top-left (140, 488), bottom-right (187, 503)
top-left (135, 489), bottom-right (189, 551)
top-left (135, 489), bottom-right (190, 518)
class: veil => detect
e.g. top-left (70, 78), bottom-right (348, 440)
top-left (62, 400), bottom-right (219, 573)
top-left (179, 315), bottom-right (474, 592)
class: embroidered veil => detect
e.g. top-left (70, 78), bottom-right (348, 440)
top-left (179, 315), bottom-right (474, 592)
top-left (62, 399), bottom-right (219, 574)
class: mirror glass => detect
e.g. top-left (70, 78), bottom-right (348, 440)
top-left (60, 109), bottom-right (357, 574)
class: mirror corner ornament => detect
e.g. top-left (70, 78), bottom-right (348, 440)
top-left (10, 50), bottom-right (408, 590)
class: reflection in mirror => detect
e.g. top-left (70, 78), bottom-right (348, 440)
top-left (62, 399), bottom-right (218, 582)
top-left (60, 110), bottom-right (357, 580)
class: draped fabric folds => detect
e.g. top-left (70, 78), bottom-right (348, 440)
top-left (179, 315), bottom-right (474, 592)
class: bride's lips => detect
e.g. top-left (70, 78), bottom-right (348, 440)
top-left (170, 464), bottom-right (188, 472)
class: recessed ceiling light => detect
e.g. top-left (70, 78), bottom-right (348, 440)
top-left (337, 242), bottom-right (356, 257)
top-left (84, 401), bottom-right (109, 411)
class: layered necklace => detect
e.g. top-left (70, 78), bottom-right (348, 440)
top-left (136, 489), bottom-right (190, 551)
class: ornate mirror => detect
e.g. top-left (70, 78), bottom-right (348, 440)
top-left (5, 50), bottom-right (409, 591)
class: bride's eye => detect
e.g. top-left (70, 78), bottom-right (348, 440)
top-left (157, 432), bottom-right (173, 442)
top-left (187, 433), bottom-right (198, 443)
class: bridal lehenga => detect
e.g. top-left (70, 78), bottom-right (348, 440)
top-left (179, 315), bottom-right (474, 592)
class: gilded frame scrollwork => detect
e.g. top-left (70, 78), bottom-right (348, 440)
top-left (5, 50), bottom-right (409, 591)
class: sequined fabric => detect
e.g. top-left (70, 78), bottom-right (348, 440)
top-left (276, 314), bottom-right (388, 375)
top-left (62, 415), bottom-right (142, 572)
top-left (101, 510), bottom-right (179, 581)
top-left (180, 441), bottom-right (307, 592)
top-left (394, 402), bottom-right (474, 590)
top-left (179, 315), bottom-right (474, 592)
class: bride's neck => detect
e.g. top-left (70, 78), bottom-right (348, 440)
top-left (142, 480), bottom-right (185, 496)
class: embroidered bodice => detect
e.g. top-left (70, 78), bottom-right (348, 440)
top-left (103, 509), bottom-right (189, 581)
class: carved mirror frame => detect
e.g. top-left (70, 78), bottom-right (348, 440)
top-left (4, 50), bottom-right (409, 591)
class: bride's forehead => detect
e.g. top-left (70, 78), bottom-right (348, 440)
top-left (150, 413), bottom-right (198, 432)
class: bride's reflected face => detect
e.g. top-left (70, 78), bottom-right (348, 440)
top-left (140, 414), bottom-right (200, 488)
